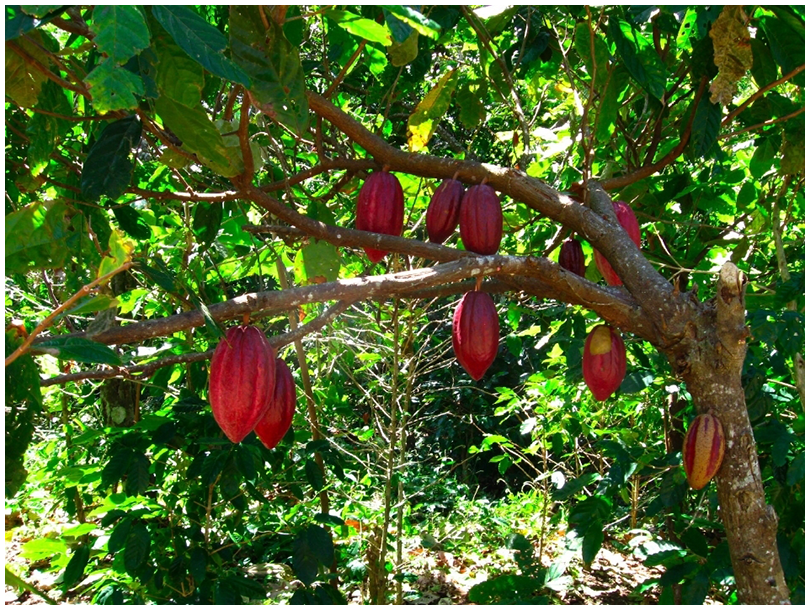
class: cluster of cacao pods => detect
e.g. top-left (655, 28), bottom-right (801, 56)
top-left (682, 413), bottom-right (725, 490)
top-left (582, 324), bottom-right (626, 401)
top-left (209, 325), bottom-right (296, 448)
top-left (355, 173), bottom-right (504, 261)
top-left (357, 173), bottom-right (505, 379)
top-left (558, 200), bottom-right (641, 287)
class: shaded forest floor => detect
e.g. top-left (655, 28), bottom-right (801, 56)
top-left (6, 504), bottom-right (726, 605)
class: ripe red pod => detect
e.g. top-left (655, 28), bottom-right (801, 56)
top-left (683, 413), bottom-right (725, 490)
top-left (356, 171), bottom-right (405, 263)
top-left (209, 326), bottom-right (276, 443)
top-left (459, 184), bottom-right (503, 255)
top-left (453, 291), bottom-right (499, 380)
top-left (426, 179), bottom-right (465, 244)
top-left (594, 201), bottom-right (641, 286)
top-left (254, 358), bottom-right (296, 450)
top-left (582, 325), bottom-right (626, 401)
top-left (559, 238), bottom-right (586, 277)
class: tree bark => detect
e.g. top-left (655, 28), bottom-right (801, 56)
top-left (672, 263), bottom-right (789, 604)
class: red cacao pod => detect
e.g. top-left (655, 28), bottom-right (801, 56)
top-left (459, 184), bottom-right (503, 255)
top-left (209, 325), bottom-right (276, 443)
top-left (254, 358), bottom-right (296, 450)
top-left (426, 179), bottom-right (464, 244)
top-left (559, 238), bottom-right (586, 277)
top-left (356, 171), bottom-right (404, 263)
top-left (594, 201), bottom-right (641, 286)
top-left (683, 413), bottom-right (725, 490)
top-left (582, 325), bottom-right (626, 401)
top-left (453, 291), bottom-right (499, 380)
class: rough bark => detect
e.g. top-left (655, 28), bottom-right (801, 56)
top-left (671, 263), bottom-right (789, 604)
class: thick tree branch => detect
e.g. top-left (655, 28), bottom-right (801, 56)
top-left (40, 301), bottom-right (353, 387)
top-left (304, 91), bottom-right (683, 338)
top-left (33, 253), bottom-right (655, 354)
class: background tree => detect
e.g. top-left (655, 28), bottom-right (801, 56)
top-left (5, 5), bottom-right (804, 605)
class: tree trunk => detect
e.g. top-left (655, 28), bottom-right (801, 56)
top-left (674, 263), bottom-right (789, 604)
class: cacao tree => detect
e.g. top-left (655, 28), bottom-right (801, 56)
top-left (5, 5), bottom-right (804, 604)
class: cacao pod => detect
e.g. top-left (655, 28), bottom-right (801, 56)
top-left (594, 200), bottom-right (641, 286)
top-left (356, 171), bottom-right (404, 263)
top-left (559, 238), bottom-right (586, 277)
top-left (453, 291), bottom-right (499, 380)
top-left (683, 413), bottom-right (725, 490)
top-left (209, 325), bottom-right (276, 443)
top-left (254, 358), bottom-right (296, 450)
top-left (459, 184), bottom-right (503, 255)
top-left (426, 179), bottom-right (464, 244)
top-left (582, 325), bottom-right (626, 401)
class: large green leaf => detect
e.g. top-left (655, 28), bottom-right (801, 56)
top-left (294, 240), bottom-right (341, 284)
top-left (229, 6), bottom-right (309, 135)
top-left (5, 200), bottom-right (71, 274)
top-left (150, 19), bottom-right (204, 107)
top-left (291, 525), bottom-right (334, 586)
top-left (93, 6), bottom-right (150, 65)
top-left (35, 337), bottom-right (122, 366)
top-left (62, 545), bottom-right (90, 592)
top-left (468, 574), bottom-right (545, 604)
top-left (80, 116), bottom-right (142, 202)
top-left (84, 58), bottom-right (145, 113)
top-left (407, 69), bottom-right (458, 152)
top-left (325, 9), bottom-right (392, 45)
top-left (384, 6), bottom-right (441, 39)
top-left (5, 34), bottom-right (49, 106)
top-left (608, 18), bottom-right (666, 100)
top-left (124, 522), bottom-right (150, 573)
top-left (688, 93), bottom-right (722, 159)
top-left (155, 96), bottom-right (242, 177)
top-left (151, 6), bottom-right (250, 87)
top-left (575, 22), bottom-right (610, 90)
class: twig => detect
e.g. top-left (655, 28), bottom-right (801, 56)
top-left (721, 107), bottom-right (805, 140)
top-left (722, 64), bottom-right (805, 126)
top-left (6, 262), bottom-right (133, 367)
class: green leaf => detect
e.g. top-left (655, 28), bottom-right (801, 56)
top-left (66, 294), bottom-right (118, 317)
top-left (35, 336), bottom-right (122, 366)
top-left (93, 6), bottom-right (150, 65)
top-left (383, 6), bottom-right (440, 39)
top-left (192, 201), bottom-right (223, 247)
top-left (155, 96), bottom-right (242, 177)
top-left (108, 518), bottom-right (132, 554)
top-left (124, 522), bottom-right (150, 573)
top-left (551, 471), bottom-right (601, 501)
top-left (125, 453), bottom-right (150, 496)
top-left (62, 545), bottom-right (90, 591)
top-left (595, 67), bottom-right (630, 143)
top-left (291, 525), bottom-right (334, 586)
top-left (456, 78), bottom-right (487, 129)
top-left (575, 22), bottom-right (610, 89)
top-left (229, 6), bottom-right (309, 135)
top-left (750, 137), bottom-right (777, 179)
top-left (305, 458), bottom-right (325, 491)
top-left (689, 94), bottom-right (722, 159)
top-left (750, 38), bottom-right (778, 89)
top-left (113, 206), bottom-right (151, 240)
top-left (84, 58), bottom-right (145, 113)
top-left (407, 69), bottom-right (458, 152)
top-left (325, 9), bottom-right (392, 46)
top-left (151, 6), bottom-right (250, 88)
top-left (468, 574), bottom-right (544, 604)
top-left (189, 547), bottom-right (207, 584)
top-left (294, 241), bottom-right (341, 285)
top-left (5, 34), bottom-right (49, 106)
top-left (20, 537), bottom-right (66, 561)
top-left (101, 449), bottom-right (133, 490)
top-left (5, 201), bottom-right (71, 274)
top-left (149, 19), bottom-right (204, 107)
top-left (81, 116), bottom-right (142, 202)
top-left (761, 15), bottom-right (805, 78)
top-left (682, 568), bottom-right (711, 604)
top-left (608, 18), bottom-right (666, 100)
top-left (388, 29), bottom-right (419, 66)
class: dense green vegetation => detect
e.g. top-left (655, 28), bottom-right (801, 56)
top-left (5, 5), bottom-right (804, 605)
